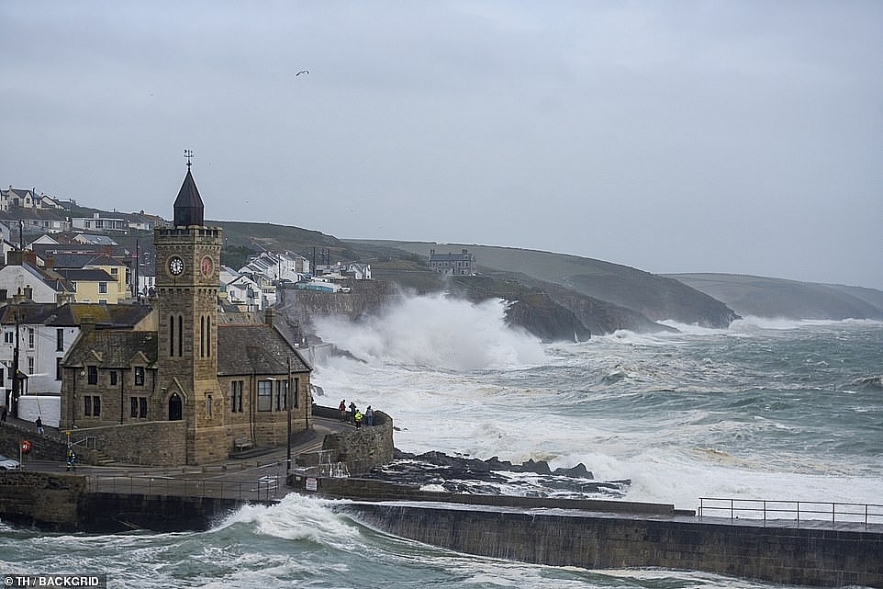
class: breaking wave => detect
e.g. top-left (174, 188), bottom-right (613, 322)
top-left (313, 293), bottom-right (546, 371)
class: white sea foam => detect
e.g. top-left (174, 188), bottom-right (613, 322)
top-left (310, 295), bottom-right (883, 512)
top-left (217, 494), bottom-right (360, 546)
top-left (314, 293), bottom-right (546, 371)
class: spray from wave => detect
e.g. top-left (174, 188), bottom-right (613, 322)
top-left (314, 293), bottom-right (547, 371)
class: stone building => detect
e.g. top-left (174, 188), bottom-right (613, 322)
top-left (428, 249), bottom-right (475, 276)
top-left (59, 165), bottom-right (312, 465)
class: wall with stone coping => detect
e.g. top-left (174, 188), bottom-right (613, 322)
top-left (0, 471), bottom-right (84, 530)
top-left (346, 502), bottom-right (883, 588)
top-left (67, 421), bottom-right (187, 466)
top-left (308, 407), bottom-right (394, 474)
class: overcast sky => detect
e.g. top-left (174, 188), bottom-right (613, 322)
top-left (2, 1), bottom-right (881, 289)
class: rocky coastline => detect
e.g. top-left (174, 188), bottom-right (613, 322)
top-left (360, 449), bottom-right (631, 499)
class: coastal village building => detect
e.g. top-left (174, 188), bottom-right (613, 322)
top-left (0, 302), bottom-right (154, 424)
top-left (0, 259), bottom-right (76, 305)
top-left (429, 248), bottom-right (476, 276)
top-left (58, 165), bottom-right (313, 466)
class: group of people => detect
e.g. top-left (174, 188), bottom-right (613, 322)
top-left (338, 400), bottom-right (375, 429)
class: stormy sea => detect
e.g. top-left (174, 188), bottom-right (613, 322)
top-left (2, 294), bottom-right (881, 588)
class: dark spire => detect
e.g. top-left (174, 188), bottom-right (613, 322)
top-left (173, 151), bottom-right (204, 227)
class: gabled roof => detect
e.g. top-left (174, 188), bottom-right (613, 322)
top-left (32, 242), bottom-right (131, 260)
top-left (0, 302), bottom-right (153, 328)
top-left (53, 268), bottom-right (116, 282)
top-left (63, 330), bottom-right (158, 369)
top-left (217, 324), bottom-right (311, 376)
top-left (0, 262), bottom-right (76, 295)
top-left (73, 234), bottom-right (118, 246)
top-left (46, 253), bottom-right (126, 269)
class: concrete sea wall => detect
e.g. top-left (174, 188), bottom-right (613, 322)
top-left (345, 502), bottom-right (883, 588)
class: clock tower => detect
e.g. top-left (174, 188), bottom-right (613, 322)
top-left (154, 159), bottom-right (225, 464)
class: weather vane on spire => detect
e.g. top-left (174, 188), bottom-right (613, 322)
top-left (184, 149), bottom-right (194, 170)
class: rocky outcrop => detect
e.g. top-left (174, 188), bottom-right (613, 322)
top-left (359, 450), bottom-right (631, 498)
top-left (504, 294), bottom-right (591, 342)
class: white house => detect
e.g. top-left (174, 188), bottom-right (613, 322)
top-left (240, 251), bottom-right (310, 284)
top-left (224, 273), bottom-right (264, 311)
top-left (0, 262), bottom-right (75, 304)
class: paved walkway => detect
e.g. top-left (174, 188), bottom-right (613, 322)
top-left (6, 415), bottom-right (352, 501)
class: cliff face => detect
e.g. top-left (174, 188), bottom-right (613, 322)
top-left (668, 274), bottom-right (883, 320)
top-left (352, 241), bottom-right (741, 330)
top-left (504, 295), bottom-right (591, 342)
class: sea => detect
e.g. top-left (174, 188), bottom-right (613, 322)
top-left (2, 293), bottom-right (881, 588)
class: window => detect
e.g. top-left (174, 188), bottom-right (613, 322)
top-left (27, 328), bottom-right (34, 348)
top-left (56, 328), bottom-right (64, 351)
top-left (110, 371), bottom-right (118, 386)
top-left (130, 397), bottom-right (148, 419)
top-left (87, 366), bottom-right (98, 385)
top-left (257, 380), bottom-right (272, 411)
top-left (292, 377), bottom-right (299, 408)
top-left (27, 357), bottom-right (34, 374)
top-left (99, 282), bottom-right (107, 294)
top-left (275, 380), bottom-right (287, 411)
top-left (206, 394), bottom-right (213, 417)
top-left (230, 381), bottom-right (244, 413)
top-left (110, 268), bottom-right (118, 276)
top-left (56, 357), bottom-right (62, 381)
top-left (134, 366), bottom-right (145, 386)
top-left (85, 395), bottom-right (101, 417)
top-left (3, 331), bottom-right (12, 344)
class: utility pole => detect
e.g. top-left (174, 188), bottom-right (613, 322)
top-left (11, 308), bottom-right (20, 419)
top-left (286, 356), bottom-right (292, 474)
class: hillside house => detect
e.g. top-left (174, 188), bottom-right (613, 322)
top-left (429, 249), bottom-right (476, 276)
top-left (0, 261), bottom-right (76, 305)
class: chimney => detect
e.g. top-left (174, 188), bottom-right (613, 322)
top-left (80, 316), bottom-right (97, 336)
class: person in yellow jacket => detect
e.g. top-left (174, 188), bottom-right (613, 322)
top-left (354, 409), bottom-right (363, 429)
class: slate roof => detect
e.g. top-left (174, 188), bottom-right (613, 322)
top-left (216, 324), bottom-right (311, 376)
top-left (32, 242), bottom-right (131, 260)
top-left (63, 330), bottom-right (159, 369)
top-left (53, 268), bottom-right (116, 282)
top-left (0, 302), bottom-right (153, 328)
top-left (45, 253), bottom-right (126, 269)
top-left (173, 169), bottom-right (205, 227)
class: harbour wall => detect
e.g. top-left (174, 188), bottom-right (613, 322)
top-left (0, 471), bottom-right (258, 533)
top-left (345, 501), bottom-right (883, 588)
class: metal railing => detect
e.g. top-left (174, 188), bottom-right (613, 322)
top-left (87, 474), bottom-right (284, 502)
top-left (698, 497), bottom-right (883, 528)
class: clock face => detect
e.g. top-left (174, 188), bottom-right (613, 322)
top-left (168, 256), bottom-right (185, 276)
top-left (201, 256), bottom-right (214, 277)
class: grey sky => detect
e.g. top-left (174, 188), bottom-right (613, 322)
top-left (2, 1), bottom-right (881, 289)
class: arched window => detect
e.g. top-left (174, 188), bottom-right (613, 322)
top-left (169, 393), bottom-right (183, 421)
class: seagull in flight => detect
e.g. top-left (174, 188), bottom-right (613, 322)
top-left (296, 70), bottom-right (310, 76)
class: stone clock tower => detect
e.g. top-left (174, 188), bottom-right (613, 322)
top-left (154, 160), bottom-right (225, 464)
